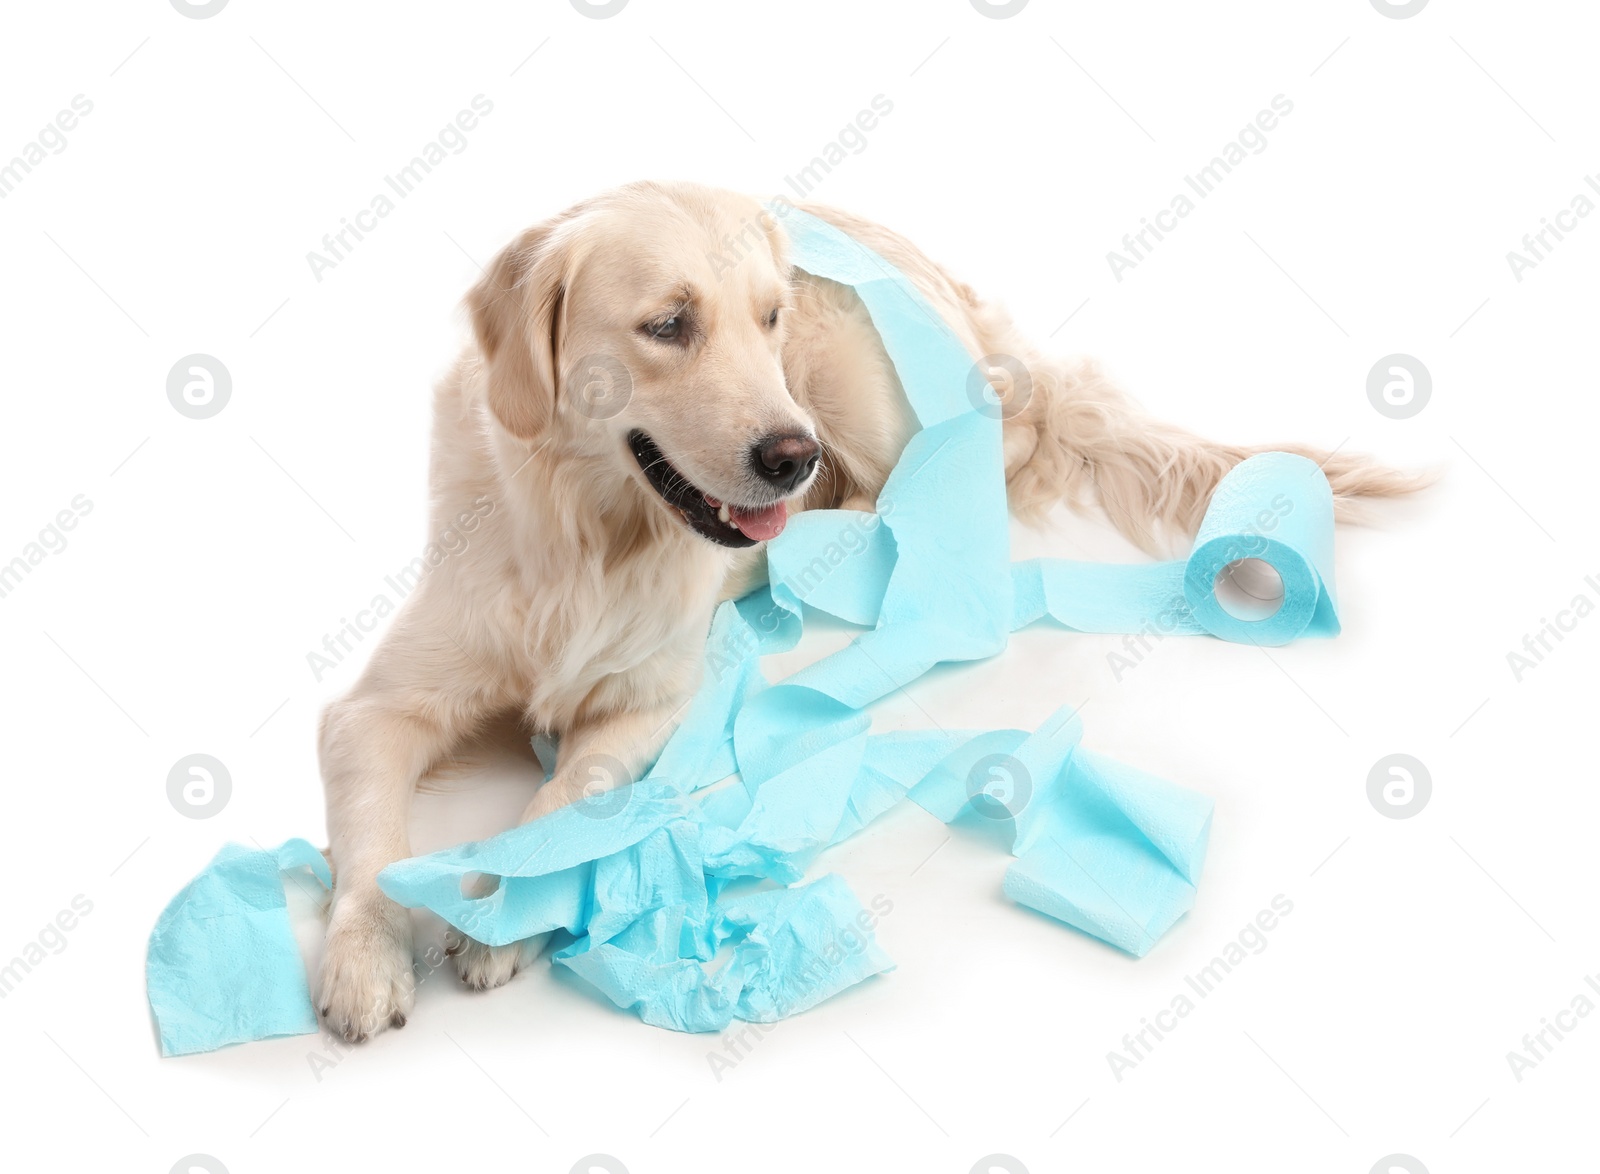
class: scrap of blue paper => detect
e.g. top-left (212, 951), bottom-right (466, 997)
top-left (146, 839), bottom-right (330, 1056)
top-left (148, 207), bottom-right (1342, 1050)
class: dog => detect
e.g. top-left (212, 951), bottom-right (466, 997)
top-left (314, 180), bottom-right (1420, 1041)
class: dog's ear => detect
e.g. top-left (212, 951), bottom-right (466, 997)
top-left (467, 221), bottom-right (571, 442)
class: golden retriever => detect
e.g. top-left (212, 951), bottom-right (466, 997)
top-left (314, 180), bottom-right (1418, 1041)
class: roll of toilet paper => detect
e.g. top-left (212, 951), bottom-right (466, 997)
top-left (1008, 451), bottom-right (1340, 647)
top-left (1180, 450), bottom-right (1339, 645)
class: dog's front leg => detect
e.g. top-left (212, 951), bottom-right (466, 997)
top-left (317, 647), bottom-right (500, 1041)
top-left (524, 700), bottom-right (687, 821)
top-left (448, 699), bottom-right (686, 990)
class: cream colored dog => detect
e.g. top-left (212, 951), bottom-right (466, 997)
top-left (315, 180), bottom-right (1417, 1041)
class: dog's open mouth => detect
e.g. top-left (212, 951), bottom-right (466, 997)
top-left (627, 430), bottom-right (788, 548)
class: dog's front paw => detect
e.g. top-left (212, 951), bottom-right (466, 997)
top-left (317, 896), bottom-right (415, 1043)
top-left (445, 929), bottom-right (548, 991)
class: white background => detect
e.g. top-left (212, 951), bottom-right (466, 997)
top-left (1, 1), bottom-right (1594, 1171)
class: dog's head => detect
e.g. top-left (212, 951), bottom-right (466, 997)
top-left (467, 182), bottom-right (818, 548)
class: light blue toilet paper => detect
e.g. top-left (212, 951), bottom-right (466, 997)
top-left (146, 839), bottom-right (330, 1056)
top-left (148, 207), bottom-right (1344, 1050)
top-left (1010, 450), bottom-right (1338, 646)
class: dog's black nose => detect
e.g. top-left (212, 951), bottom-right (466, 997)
top-left (751, 433), bottom-right (821, 494)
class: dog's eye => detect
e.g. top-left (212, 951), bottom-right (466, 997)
top-left (765, 308), bottom-right (780, 329)
top-left (643, 315), bottom-right (683, 341)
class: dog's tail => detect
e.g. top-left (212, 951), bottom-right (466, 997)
top-left (1005, 357), bottom-right (1433, 555)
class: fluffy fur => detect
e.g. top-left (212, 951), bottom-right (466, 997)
top-left (314, 181), bottom-right (1422, 1041)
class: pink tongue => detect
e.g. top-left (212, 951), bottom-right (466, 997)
top-left (729, 500), bottom-right (788, 541)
